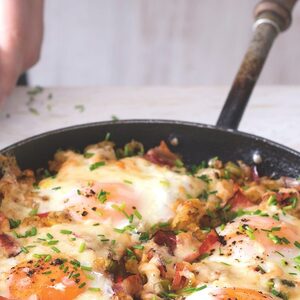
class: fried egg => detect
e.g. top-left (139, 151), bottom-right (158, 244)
top-left (196, 207), bottom-right (300, 298)
top-left (185, 285), bottom-right (275, 300)
top-left (0, 223), bottom-right (132, 299)
top-left (35, 155), bottom-right (205, 230)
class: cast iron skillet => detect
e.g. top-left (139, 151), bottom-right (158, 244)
top-left (0, 0), bottom-right (299, 178)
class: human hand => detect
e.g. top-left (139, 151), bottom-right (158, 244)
top-left (0, 0), bottom-right (44, 107)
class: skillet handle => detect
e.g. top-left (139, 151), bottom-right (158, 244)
top-left (216, 0), bottom-right (298, 130)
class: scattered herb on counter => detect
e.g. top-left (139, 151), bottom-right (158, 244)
top-left (29, 107), bottom-right (39, 115)
top-left (27, 86), bottom-right (44, 96)
top-left (111, 115), bottom-right (119, 121)
top-left (75, 104), bottom-right (85, 112)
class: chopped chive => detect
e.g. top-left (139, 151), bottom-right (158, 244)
top-left (29, 208), bottom-right (38, 216)
top-left (60, 229), bottom-right (72, 235)
top-left (274, 250), bottom-right (284, 257)
top-left (70, 259), bottom-right (81, 267)
top-left (77, 189), bottom-right (81, 195)
top-left (197, 175), bottom-right (212, 184)
top-left (267, 195), bottom-right (277, 206)
top-left (86, 274), bottom-right (95, 280)
top-left (51, 246), bottom-right (61, 253)
top-left (133, 208), bottom-right (142, 220)
top-left (133, 244), bottom-right (144, 250)
top-left (81, 265), bottom-right (92, 271)
top-left (294, 241), bottom-right (300, 249)
top-left (97, 189), bottom-right (109, 203)
top-left (180, 285), bottom-right (207, 294)
top-left (104, 132), bottom-right (111, 141)
top-left (93, 223), bottom-right (100, 226)
top-left (89, 287), bottom-right (101, 292)
top-left (89, 161), bottom-right (105, 171)
top-left (47, 240), bottom-right (59, 245)
top-left (78, 282), bottom-right (86, 289)
top-left (100, 239), bottom-right (110, 242)
top-left (175, 159), bottom-right (184, 168)
top-left (79, 242), bottom-right (86, 253)
top-left (294, 256), bottom-right (300, 264)
top-left (84, 152), bottom-right (94, 158)
top-left (44, 255), bottom-right (52, 262)
top-left (47, 233), bottom-right (54, 239)
top-left (73, 273), bottom-right (80, 278)
top-left (52, 186), bottom-right (61, 190)
top-left (124, 179), bottom-right (133, 184)
top-left (21, 246), bottom-right (29, 254)
top-left (8, 218), bottom-right (21, 229)
top-left (42, 271), bottom-right (52, 275)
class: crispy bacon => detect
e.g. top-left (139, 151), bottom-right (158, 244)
top-left (198, 229), bottom-right (219, 257)
top-left (144, 141), bottom-right (179, 167)
top-left (153, 230), bottom-right (177, 255)
top-left (114, 274), bottom-right (143, 297)
top-left (227, 190), bottom-right (254, 211)
top-left (0, 233), bottom-right (20, 257)
top-left (37, 212), bottom-right (49, 218)
top-left (172, 262), bottom-right (188, 290)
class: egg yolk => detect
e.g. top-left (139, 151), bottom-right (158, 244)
top-left (217, 288), bottom-right (275, 300)
top-left (8, 257), bottom-right (87, 300)
top-left (67, 182), bottom-right (138, 224)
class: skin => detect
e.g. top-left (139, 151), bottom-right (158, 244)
top-left (0, 0), bottom-right (44, 106)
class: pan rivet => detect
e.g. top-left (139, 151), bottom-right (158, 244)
top-left (252, 151), bottom-right (262, 164)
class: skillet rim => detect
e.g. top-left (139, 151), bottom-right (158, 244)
top-left (1, 119), bottom-right (300, 159)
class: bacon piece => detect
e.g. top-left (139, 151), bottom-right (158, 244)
top-left (227, 190), bottom-right (254, 211)
top-left (37, 212), bottom-right (49, 218)
top-left (114, 275), bottom-right (142, 297)
top-left (0, 233), bottom-right (20, 257)
top-left (172, 262), bottom-right (188, 290)
top-left (144, 141), bottom-right (179, 167)
top-left (153, 230), bottom-right (176, 255)
top-left (198, 229), bottom-right (219, 257)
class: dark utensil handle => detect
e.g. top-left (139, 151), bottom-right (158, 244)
top-left (216, 0), bottom-right (298, 130)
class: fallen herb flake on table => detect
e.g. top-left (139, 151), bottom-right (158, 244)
top-left (75, 105), bottom-right (85, 112)
top-left (29, 107), bottom-right (39, 115)
top-left (111, 115), bottom-right (119, 121)
top-left (48, 93), bottom-right (53, 100)
top-left (27, 86), bottom-right (44, 96)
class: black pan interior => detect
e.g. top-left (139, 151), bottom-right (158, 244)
top-left (1, 120), bottom-right (299, 178)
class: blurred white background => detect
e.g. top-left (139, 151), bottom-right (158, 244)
top-left (29, 0), bottom-right (300, 86)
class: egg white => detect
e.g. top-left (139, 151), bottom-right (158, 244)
top-left (35, 156), bottom-right (205, 229)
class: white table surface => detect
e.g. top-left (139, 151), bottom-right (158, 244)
top-left (0, 86), bottom-right (299, 151)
